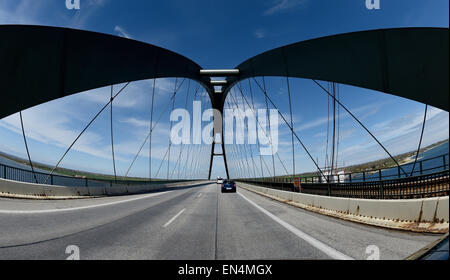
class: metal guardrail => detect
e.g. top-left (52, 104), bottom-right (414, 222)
top-left (238, 170), bottom-right (449, 199)
top-left (238, 153), bottom-right (450, 200)
top-left (0, 161), bottom-right (192, 188)
top-left (245, 153), bottom-right (449, 184)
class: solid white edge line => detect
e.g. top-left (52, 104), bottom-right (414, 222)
top-left (237, 191), bottom-right (354, 260)
top-left (0, 191), bottom-right (172, 214)
top-left (163, 208), bottom-right (186, 228)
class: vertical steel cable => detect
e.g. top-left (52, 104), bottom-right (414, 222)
top-left (251, 77), bottom-right (328, 181)
top-left (331, 82), bottom-right (336, 175)
top-left (262, 77), bottom-right (276, 178)
top-left (336, 84), bottom-right (341, 170)
top-left (44, 82), bottom-right (130, 184)
top-left (19, 111), bottom-right (38, 184)
top-left (410, 105), bottom-right (428, 176)
top-left (238, 82), bottom-right (259, 178)
top-left (124, 79), bottom-right (185, 179)
top-left (239, 79), bottom-right (290, 177)
top-left (110, 85), bottom-right (117, 182)
top-left (149, 78), bottom-right (156, 180)
top-left (325, 82), bottom-right (330, 172)
top-left (171, 80), bottom-right (191, 179)
top-left (248, 79), bottom-right (264, 178)
top-left (167, 78), bottom-right (178, 179)
top-left (230, 89), bottom-right (253, 178)
top-left (312, 79), bottom-right (408, 177)
top-left (181, 84), bottom-right (200, 178)
top-left (282, 49), bottom-right (296, 180)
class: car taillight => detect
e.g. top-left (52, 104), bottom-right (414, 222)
top-left (233, 183), bottom-right (236, 187)
top-left (221, 184), bottom-right (224, 187)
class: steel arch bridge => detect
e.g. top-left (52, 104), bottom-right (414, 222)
top-left (0, 25), bottom-right (448, 183)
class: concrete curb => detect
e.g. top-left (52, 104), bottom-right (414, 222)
top-left (238, 182), bottom-right (449, 234)
top-left (0, 178), bottom-right (208, 200)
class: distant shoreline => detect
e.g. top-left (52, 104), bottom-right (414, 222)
top-left (1, 139), bottom-right (448, 181)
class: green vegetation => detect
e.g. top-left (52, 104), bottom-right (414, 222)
top-left (264, 139), bottom-right (449, 180)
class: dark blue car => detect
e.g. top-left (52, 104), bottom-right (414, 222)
top-left (221, 180), bottom-right (236, 193)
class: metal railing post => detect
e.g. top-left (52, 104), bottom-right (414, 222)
top-left (378, 169), bottom-right (382, 181)
top-left (379, 180), bottom-right (384, 199)
top-left (444, 155), bottom-right (447, 170)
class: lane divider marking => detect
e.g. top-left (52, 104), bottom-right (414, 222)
top-left (237, 191), bottom-right (354, 260)
top-left (163, 208), bottom-right (186, 228)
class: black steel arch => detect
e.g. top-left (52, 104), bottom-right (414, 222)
top-left (0, 25), bottom-right (214, 120)
top-left (1, 25), bottom-right (448, 181)
top-left (222, 28), bottom-right (449, 112)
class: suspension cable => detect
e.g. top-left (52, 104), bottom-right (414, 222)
top-left (181, 84), bottom-right (200, 178)
top-left (237, 82), bottom-right (260, 178)
top-left (410, 104), bottom-right (428, 176)
top-left (312, 79), bottom-right (408, 177)
top-left (123, 78), bottom-right (186, 178)
top-left (262, 77), bottom-right (277, 178)
top-left (19, 111), bottom-right (38, 184)
top-left (248, 79), bottom-right (264, 178)
top-left (167, 78), bottom-right (179, 179)
top-left (44, 82), bottom-right (130, 184)
top-left (251, 77), bottom-right (329, 182)
top-left (171, 79), bottom-right (191, 179)
top-left (149, 78), bottom-right (156, 180)
top-left (110, 85), bottom-right (117, 182)
top-left (235, 82), bottom-right (290, 176)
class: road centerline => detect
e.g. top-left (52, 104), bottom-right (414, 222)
top-left (163, 208), bottom-right (186, 228)
top-left (237, 190), bottom-right (354, 260)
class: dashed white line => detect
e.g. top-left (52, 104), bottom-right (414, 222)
top-left (163, 208), bottom-right (186, 228)
top-left (237, 191), bottom-right (354, 260)
top-left (0, 191), bottom-right (172, 215)
top-left (197, 193), bottom-right (203, 198)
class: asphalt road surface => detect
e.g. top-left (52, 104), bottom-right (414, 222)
top-left (0, 182), bottom-right (442, 260)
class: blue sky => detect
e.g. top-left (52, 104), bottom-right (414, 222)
top-left (0, 0), bottom-right (448, 179)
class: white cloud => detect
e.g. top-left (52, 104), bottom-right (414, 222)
top-left (0, 0), bottom-right (44, 24)
top-left (264, 0), bottom-right (308, 16)
top-left (114, 25), bottom-right (132, 39)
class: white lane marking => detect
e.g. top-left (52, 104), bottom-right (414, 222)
top-left (163, 208), bottom-right (186, 228)
top-left (0, 191), bottom-right (172, 215)
top-left (197, 193), bottom-right (203, 198)
top-left (237, 191), bottom-right (354, 260)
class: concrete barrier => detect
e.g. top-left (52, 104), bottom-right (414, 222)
top-left (0, 178), bottom-right (208, 199)
top-left (238, 182), bottom-right (449, 233)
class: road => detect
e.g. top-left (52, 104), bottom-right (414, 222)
top-left (0, 182), bottom-right (443, 260)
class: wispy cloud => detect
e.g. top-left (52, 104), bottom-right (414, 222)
top-left (295, 103), bottom-right (381, 132)
top-left (114, 25), bottom-right (132, 39)
top-left (0, 0), bottom-right (45, 24)
top-left (67, 0), bottom-right (108, 29)
top-left (254, 29), bottom-right (266, 39)
top-left (264, 0), bottom-right (308, 16)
